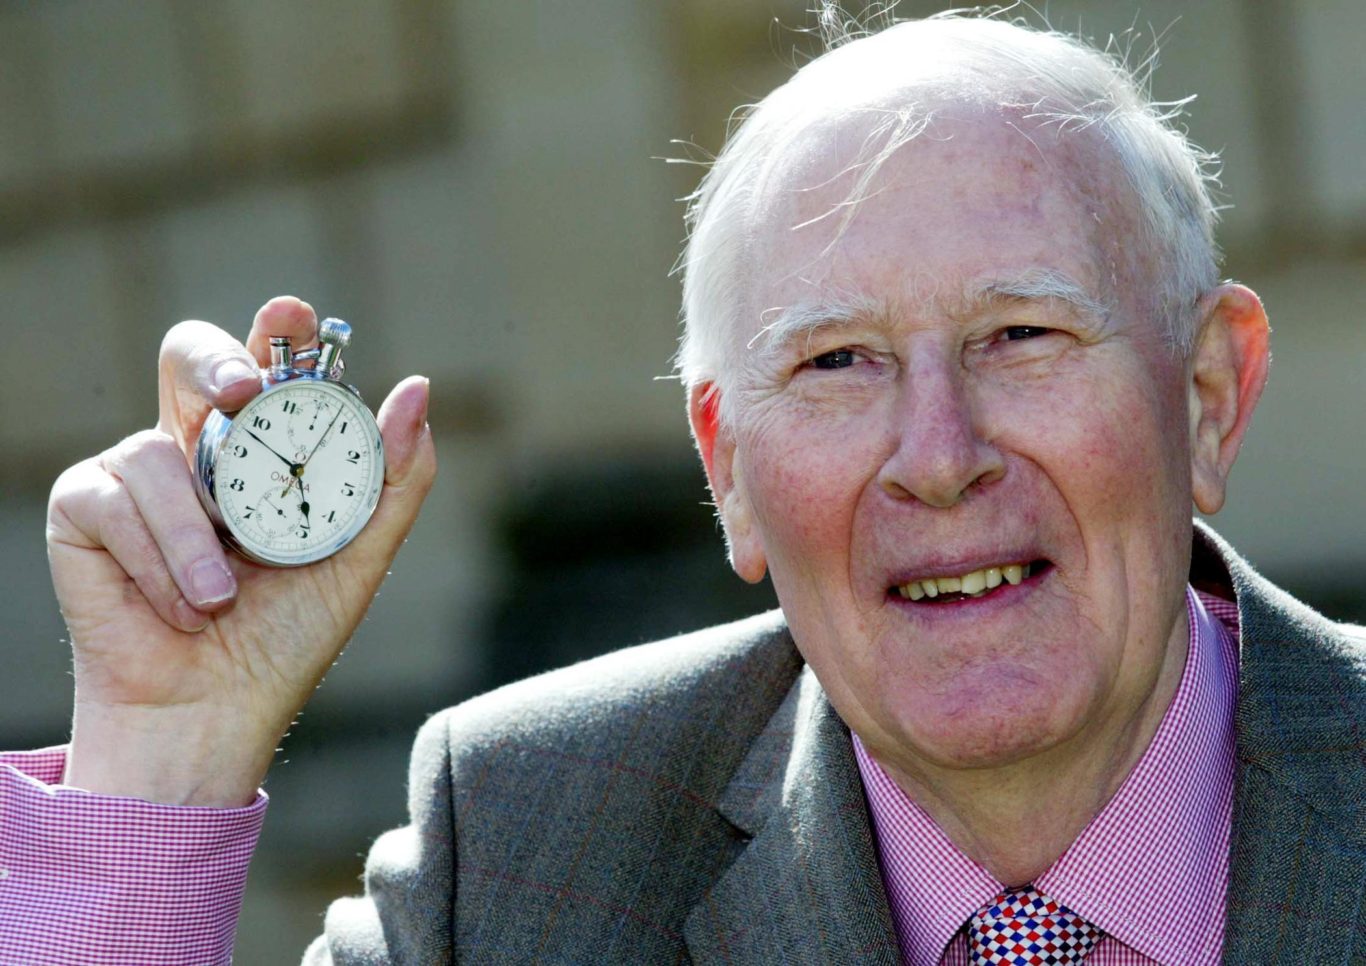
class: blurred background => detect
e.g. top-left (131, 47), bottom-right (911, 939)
top-left (0, 0), bottom-right (1361, 959)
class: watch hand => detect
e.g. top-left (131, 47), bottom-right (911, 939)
top-left (245, 429), bottom-right (301, 473)
top-left (299, 404), bottom-right (345, 473)
top-left (289, 474), bottom-right (309, 516)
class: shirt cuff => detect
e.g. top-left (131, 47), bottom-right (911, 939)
top-left (0, 746), bottom-right (268, 966)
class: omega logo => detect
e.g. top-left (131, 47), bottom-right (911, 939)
top-left (270, 471), bottom-right (311, 492)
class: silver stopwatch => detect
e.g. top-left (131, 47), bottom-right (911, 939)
top-left (193, 319), bottom-right (385, 567)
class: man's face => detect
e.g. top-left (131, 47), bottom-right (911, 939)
top-left (716, 109), bottom-right (1199, 777)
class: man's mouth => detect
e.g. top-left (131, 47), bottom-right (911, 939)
top-left (890, 560), bottom-right (1050, 604)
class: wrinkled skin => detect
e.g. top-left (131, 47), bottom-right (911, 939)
top-left (690, 108), bottom-right (1269, 881)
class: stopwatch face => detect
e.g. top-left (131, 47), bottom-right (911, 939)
top-left (212, 379), bottom-right (384, 566)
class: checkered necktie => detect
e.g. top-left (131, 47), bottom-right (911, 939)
top-left (968, 886), bottom-right (1101, 965)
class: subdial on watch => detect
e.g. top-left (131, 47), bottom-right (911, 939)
top-left (247, 485), bottom-right (300, 539)
top-left (288, 395), bottom-right (336, 452)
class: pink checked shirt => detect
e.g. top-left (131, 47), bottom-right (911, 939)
top-left (0, 588), bottom-right (1237, 964)
top-left (854, 588), bottom-right (1240, 966)
top-left (0, 749), bottom-right (266, 965)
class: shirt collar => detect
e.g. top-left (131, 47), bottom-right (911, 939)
top-left (853, 586), bottom-right (1240, 965)
top-left (854, 734), bottom-right (995, 966)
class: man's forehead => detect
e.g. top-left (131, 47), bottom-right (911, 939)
top-left (752, 101), bottom-right (1115, 228)
top-left (738, 103), bottom-right (1144, 330)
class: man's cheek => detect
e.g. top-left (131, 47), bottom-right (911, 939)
top-left (753, 467), bottom-right (851, 555)
top-left (1033, 376), bottom-right (1181, 513)
top-left (749, 433), bottom-right (871, 558)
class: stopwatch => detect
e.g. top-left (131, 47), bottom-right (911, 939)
top-left (193, 318), bottom-right (384, 566)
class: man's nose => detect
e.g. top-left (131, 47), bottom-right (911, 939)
top-left (876, 359), bottom-right (1005, 508)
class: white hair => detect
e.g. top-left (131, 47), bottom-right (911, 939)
top-left (675, 7), bottom-right (1223, 421)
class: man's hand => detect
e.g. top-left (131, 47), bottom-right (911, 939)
top-left (46, 297), bottom-right (437, 807)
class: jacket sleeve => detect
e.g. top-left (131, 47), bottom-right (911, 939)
top-left (304, 708), bottom-right (457, 965)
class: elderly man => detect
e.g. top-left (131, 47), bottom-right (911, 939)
top-left (3, 10), bottom-right (1362, 966)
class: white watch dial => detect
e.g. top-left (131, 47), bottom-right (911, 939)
top-left (213, 379), bottom-right (384, 565)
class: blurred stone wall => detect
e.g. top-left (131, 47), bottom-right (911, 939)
top-left (0, 0), bottom-right (1361, 959)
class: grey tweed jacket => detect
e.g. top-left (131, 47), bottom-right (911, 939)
top-left (304, 525), bottom-right (1366, 964)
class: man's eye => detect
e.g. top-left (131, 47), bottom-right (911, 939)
top-left (810, 349), bottom-right (856, 369)
top-left (1002, 325), bottom-right (1051, 341)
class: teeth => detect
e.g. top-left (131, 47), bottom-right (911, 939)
top-left (895, 562), bottom-right (1035, 601)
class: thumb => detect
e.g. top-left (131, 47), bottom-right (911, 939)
top-left (339, 376), bottom-right (436, 577)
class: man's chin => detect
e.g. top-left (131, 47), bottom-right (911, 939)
top-left (880, 689), bottom-right (1095, 773)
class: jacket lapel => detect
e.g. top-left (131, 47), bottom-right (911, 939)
top-left (1194, 525), bottom-right (1366, 962)
top-left (684, 667), bottom-right (900, 964)
top-left (1223, 761), bottom-right (1366, 963)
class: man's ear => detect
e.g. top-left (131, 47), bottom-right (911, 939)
top-left (688, 382), bottom-right (767, 583)
top-left (1188, 283), bottom-right (1270, 515)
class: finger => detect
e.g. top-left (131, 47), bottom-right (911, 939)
top-left (377, 376), bottom-right (434, 489)
top-left (157, 320), bottom-right (261, 453)
top-left (338, 375), bottom-right (436, 581)
top-left (156, 297), bottom-right (318, 456)
top-left (102, 429), bottom-right (238, 614)
top-left (245, 296), bottom-right (319, 366)
top-left (49, 456), bottom-right (214, 633)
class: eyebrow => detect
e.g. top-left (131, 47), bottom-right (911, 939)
top-left (747, 291), bottom-right (880, 356)
top-left (971, 269), bottom-right (1112, 320)
top-left (748, 268), bottom-right (1111, 361)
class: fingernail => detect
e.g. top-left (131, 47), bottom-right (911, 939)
top-left (211, 359), bottom-right (257, 394)
top-left (175, 597), bottom-right (211, 632)
top-left (189, 558), bottom-right (236, 606)
top-left (417, 377), bottom-right (430, 426)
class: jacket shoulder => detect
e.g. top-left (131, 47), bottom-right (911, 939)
top-left (1196, 523), bottom-right (1366, 831)
top-left (434, 609), bottom-right (800, 760)
top-left (420, 611), bottom-right (804, 962)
